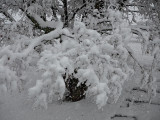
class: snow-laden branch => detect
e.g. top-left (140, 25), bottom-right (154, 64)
top-left (32, 14), bottom-right (63, 29)
top-left (0, 28), bottom-right (71, 59)
top-left (18, 6), bottom-right (63, 33)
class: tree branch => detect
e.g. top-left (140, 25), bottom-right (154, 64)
top-left (69, 3), bottom-right (86, 21)
top-left (19, 7), bottom-right (60, 34)
top-left (125, 45), bottom-right (144, 72)
top-left (0, 28), bottom-right (65, 59)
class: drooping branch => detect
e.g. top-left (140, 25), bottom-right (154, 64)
top-left (0, 28), bottom-right (73, 59)
top-left (25, 14), bottom-right (55, 34)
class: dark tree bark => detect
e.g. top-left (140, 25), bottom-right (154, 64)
top-left (63, 0), bottom-right (68, 27)
top-left (63, 70), bottom-right (88, 102)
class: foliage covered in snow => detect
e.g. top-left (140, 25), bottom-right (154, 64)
top-left (0, 0), bottom-right (159, 112)
top-left (25, 9), bottom-right (134, 109)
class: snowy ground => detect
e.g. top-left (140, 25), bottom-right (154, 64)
top-left (0, 43), bottom-right (160, 120)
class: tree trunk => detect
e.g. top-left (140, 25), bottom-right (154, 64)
top-left (63, 0), bottom-right (68, 27)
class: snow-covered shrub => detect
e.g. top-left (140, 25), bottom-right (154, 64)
top-left (28, 9), bottom-right (133, 109)
top-left (0, 6), bottom-right (135, 109)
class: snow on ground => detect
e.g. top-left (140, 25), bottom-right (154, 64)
top-left (0, 43), bottom-right (160, 120)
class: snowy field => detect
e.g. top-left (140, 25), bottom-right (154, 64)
top-left (0, 43), bottom-right (160, 120)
